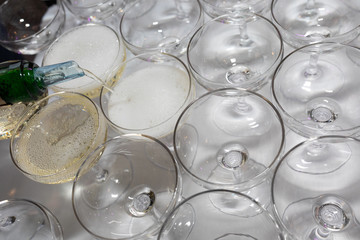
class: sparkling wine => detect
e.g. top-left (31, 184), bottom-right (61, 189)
top-left (43, 24), bottom-right (126, 98)
top-left (108, 65), bottom-right (192, 138)
top-left (12, 94), bottom-right (107, 184)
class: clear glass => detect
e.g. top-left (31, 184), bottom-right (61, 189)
top-left (100, 52), bottom-right (195, 140)
top-left (200, 0), bottom-right (270, 18)
top-left (272, 42), bottom-right (360, 138)
top-left (187, 13), bottom-right (283, 91)
top-left (63, 0), bottom-right (126, 22)
top-left (10, 92), bottom-right (107, 184)
top-left (0, 199), bottom-right (63, 239)
top-left (174, 88), bottom-right (285, 206)
top-left (272, 136), bottom-right (360, 240)
top-left (120, 0), bottom-right (203, 57)
top-left (0, 0), bottom-right (65, 55)
top-left (42, 23), bottom-right (126, 99)
top-left (271, 0), bottom-right (360, 49)
top-left (72, 134), bottom-right (180, 240)
top-left (158, 189), bottom-right (284, 239)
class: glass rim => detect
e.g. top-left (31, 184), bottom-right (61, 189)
top-left (0, 0), bottom-right (65, 43)
top-left (72, 133), bottom-right (180, 240)
top-left (158, 189), bottom-right (283, 239)
top-left (271, 42), bottom-right (360, 136)
top-left (173, 87), bottom-right (286, 189)
top-left (270, 135), bottom-right (360, 235)
top-left (99, 51), bottom-right (194, 134)
top-left (119, 0), bottom-right (203, 53)
top-left (186, 12), bottom-right (284, 91)
top-left (10, 91), bottom-right (105, 179)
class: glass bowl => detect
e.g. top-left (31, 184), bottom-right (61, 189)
top-left (100, 52), bottom-right (195, 139)
top-left (72, 134), bottom-right (181, 240)
top-left (272, 136), bottom-right (360, 240)
top-left (120, 0), bottom-right (203, 57)
top-left (174, 88), bottom-right (284, 205)
top-left (271, 0), bottom-right (360, 49)
top-left (0, 0), bottom-right (65, 55)
top-left (187, 13), bottom-right (283, 91)
top-left (272, 42), bottom-right (360, 138)
top-left (158, 189), bottom-right (284, 239)
top-left (0, 199), bottom-right (63, 239)
top-left (10, 91), bottom-right (107, 184)
top-left (42, 23), bottom-right (126, 99)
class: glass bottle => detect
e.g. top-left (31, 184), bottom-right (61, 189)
top-left (0, 60), bottom-right (84, 140)
top-left (0, 60), bottom-right (84, 105)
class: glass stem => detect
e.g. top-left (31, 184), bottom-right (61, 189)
top-left (238, 21), bottom-right (252, 47)
top-left (174, 0), bottom-right (190, 20)
top-left (0, 216), bottom-right (16, 228)
top-left (234, 97), bottom-right (252, 115)
top-left (309, 227), bottom-right (331, 240)
top-left (93, 165), bottom-right (108, 183)
top-left (306, 0), bottom-right (316, 9)
top-left (304, 52), bottom-right (320, 78)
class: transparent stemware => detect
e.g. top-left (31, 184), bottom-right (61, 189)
top-left (120, 0), bottom-right (203, 57)
top-left (72, 134), bottom-right (181, 240)
top-left (272, 42), bottom-right (360, 138)
top-left (158, 189), bottom-right (284, 239)
top-left (63, 0), bottom-right (128, 26)
top-left (272, 136), bottom-right (360, 240)
top-left (0, 0), bottom-right (65, 55)
top-left (271, 0), bottom-right (360, 49)
top-left (42, 23), bottom-right (126, 99)
top-left (0, 199), bottom-right (63, 239)
top-left (100, 52), bottom-right (195, 145)
top-left (10, 92), bottom-right (107, 184)
top-left (174, 88), bottom-right (285, 207)
top-left (187, 13), bottom-right (283, 92)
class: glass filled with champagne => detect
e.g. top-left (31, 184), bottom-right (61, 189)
top-left (42, 23), bottom-right (126, 99)
top-left (10, 92), bottom-right (107, 184)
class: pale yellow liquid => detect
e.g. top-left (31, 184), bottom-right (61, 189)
top-left (12, 96), bottom-right (106, 184)
top-left (0, 91), bottom-right (48, 140)
top-left (0, 102), bottom-right (27, 140)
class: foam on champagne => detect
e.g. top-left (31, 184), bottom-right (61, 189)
top-left (43, 24), bottom-right (124, 96)
top-left (108, 65), bottom-right (191, 137)
top-left (14, 97), bottom-right (105, 184)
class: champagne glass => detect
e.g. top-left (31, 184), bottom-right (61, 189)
top-left (174, 88), bottom-right (285, 207)
top-left (72, 134), bottom-right (180, 239)
top-left (272, 42), bottom-right (360, 138)
top-left (42, 23), bottom-right (126, 99)
top-left (0, 0), bottom-right (65, 55)
top-left (100, 52), bottom-right (195, 143)
top-left (0, 199), bottom-right (63, 239)
top-left (158, 189), bottom-right (284, 239)
top-left (120, 0), bottom-right (203, 57)
top-left (10, 92), bottom-right (107, 184)
top-left (271, 0), bottom-right (360, 49)
top-left (199, 0), bottom-right (270, 19)
top-left (187, 13), bottom-right (283, 92)
top-left (272, 136), bottom-right (360, 240)
top-left (64, 0), bottom-right (129, 22)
